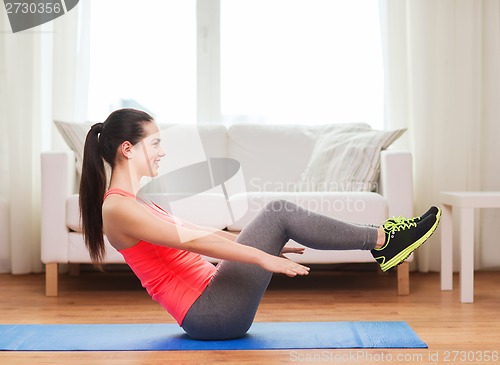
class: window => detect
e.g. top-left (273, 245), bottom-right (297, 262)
top-left (87, 0), bottom-right (196, 124)
top-left (221, 0), bottom-right (384, 128)
top-left (88, 0), bottom-right (383, 128)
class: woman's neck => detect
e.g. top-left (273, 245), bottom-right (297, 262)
top-left (108, 165), bottom-right (141, 195)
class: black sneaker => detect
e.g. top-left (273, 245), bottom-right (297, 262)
top-left (372, 213), bottom-right (440, 272)
top-left (384, 206), bottom-right (441, 234)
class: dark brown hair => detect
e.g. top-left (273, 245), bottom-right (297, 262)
top-left (79, 108), bottom-right (154, 269)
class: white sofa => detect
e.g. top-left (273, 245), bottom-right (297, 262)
top-left (41, 123), bottom-right (413, 297)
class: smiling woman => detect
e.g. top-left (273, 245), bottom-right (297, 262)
top-left (77, 108), bottom-right (439, 341)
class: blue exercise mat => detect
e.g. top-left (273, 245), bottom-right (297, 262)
top-left (0, 321), bottom-right (427, 351)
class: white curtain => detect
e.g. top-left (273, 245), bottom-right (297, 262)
top-left (0, 2), bottom-right (90, 274)
top-left (379, 0), bottom-right (500, 272)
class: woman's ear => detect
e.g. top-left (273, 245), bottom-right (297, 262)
top-left (119, 141), bottom-right (134, 159)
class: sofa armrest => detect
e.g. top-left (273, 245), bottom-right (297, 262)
top-left (379, 150), bottom-right (413, 218)
top-left (41, 151), bottom-right (76, 263)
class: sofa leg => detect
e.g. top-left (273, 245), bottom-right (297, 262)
top-left (397, 261), bottom-right (410, 295)
top-left (46, 263), bottom-right (58, 297)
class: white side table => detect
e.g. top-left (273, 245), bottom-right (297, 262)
top-left (440, 192), bottom-right (500, 303)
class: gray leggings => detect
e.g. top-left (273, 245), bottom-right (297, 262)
top-left (181, 200), bottom-right (378, 340)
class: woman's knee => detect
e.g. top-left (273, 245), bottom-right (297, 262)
top-left (264, 199), bottom-right (296, 213)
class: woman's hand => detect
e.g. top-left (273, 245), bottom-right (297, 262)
top-left (258, 254), bottom-right (310, 277)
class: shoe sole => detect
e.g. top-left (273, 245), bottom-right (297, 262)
top-left (380, 213), bottom-right (441, 272)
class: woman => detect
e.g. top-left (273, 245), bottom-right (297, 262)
top-left (80, 108), bottom-right (440, 340)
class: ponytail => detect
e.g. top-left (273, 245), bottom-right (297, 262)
top-left (79, 109), bottom-right (154, 269)
top-left (79, 122), bottom-right (107, 270)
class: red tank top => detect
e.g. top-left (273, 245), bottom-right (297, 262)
top-left (104, 188), bottom-right (216, 325)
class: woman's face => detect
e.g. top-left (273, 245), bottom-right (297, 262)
top-left (133, 122), bottom-right (166, 177)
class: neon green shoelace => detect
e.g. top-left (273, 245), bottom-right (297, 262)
top-left (391, 216), bottom-right (419, 223)
top-left (383, 219), bottom-right (417, 232)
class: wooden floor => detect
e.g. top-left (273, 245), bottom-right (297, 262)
top-left (0, 268), bottom-right (499, 364)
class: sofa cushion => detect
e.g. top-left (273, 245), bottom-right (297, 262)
top-left (226, 191), bottom-right (388, 231)
top-left (54, 120), bottom-right (92, 177)
top-left (227, 123), bottom-right (371, 192)
top-left (156, 124), bottom-right (228, 172)
top-left (67, 191), bottom-right (232, 232)
top-left (297, 127), bottom-right (406, 192)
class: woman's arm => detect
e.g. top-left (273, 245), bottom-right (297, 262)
top-left (180, 220), bottom-right (238, 242)
top-left (181, 218), bottom-right (305, 257)
top-left (104, 198), bottom-right (310, 277)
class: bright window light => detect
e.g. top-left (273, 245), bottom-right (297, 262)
top-left (221, 0), bottom-right (384, 128)
top-left (87, 0), bottom-right (196, 124)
